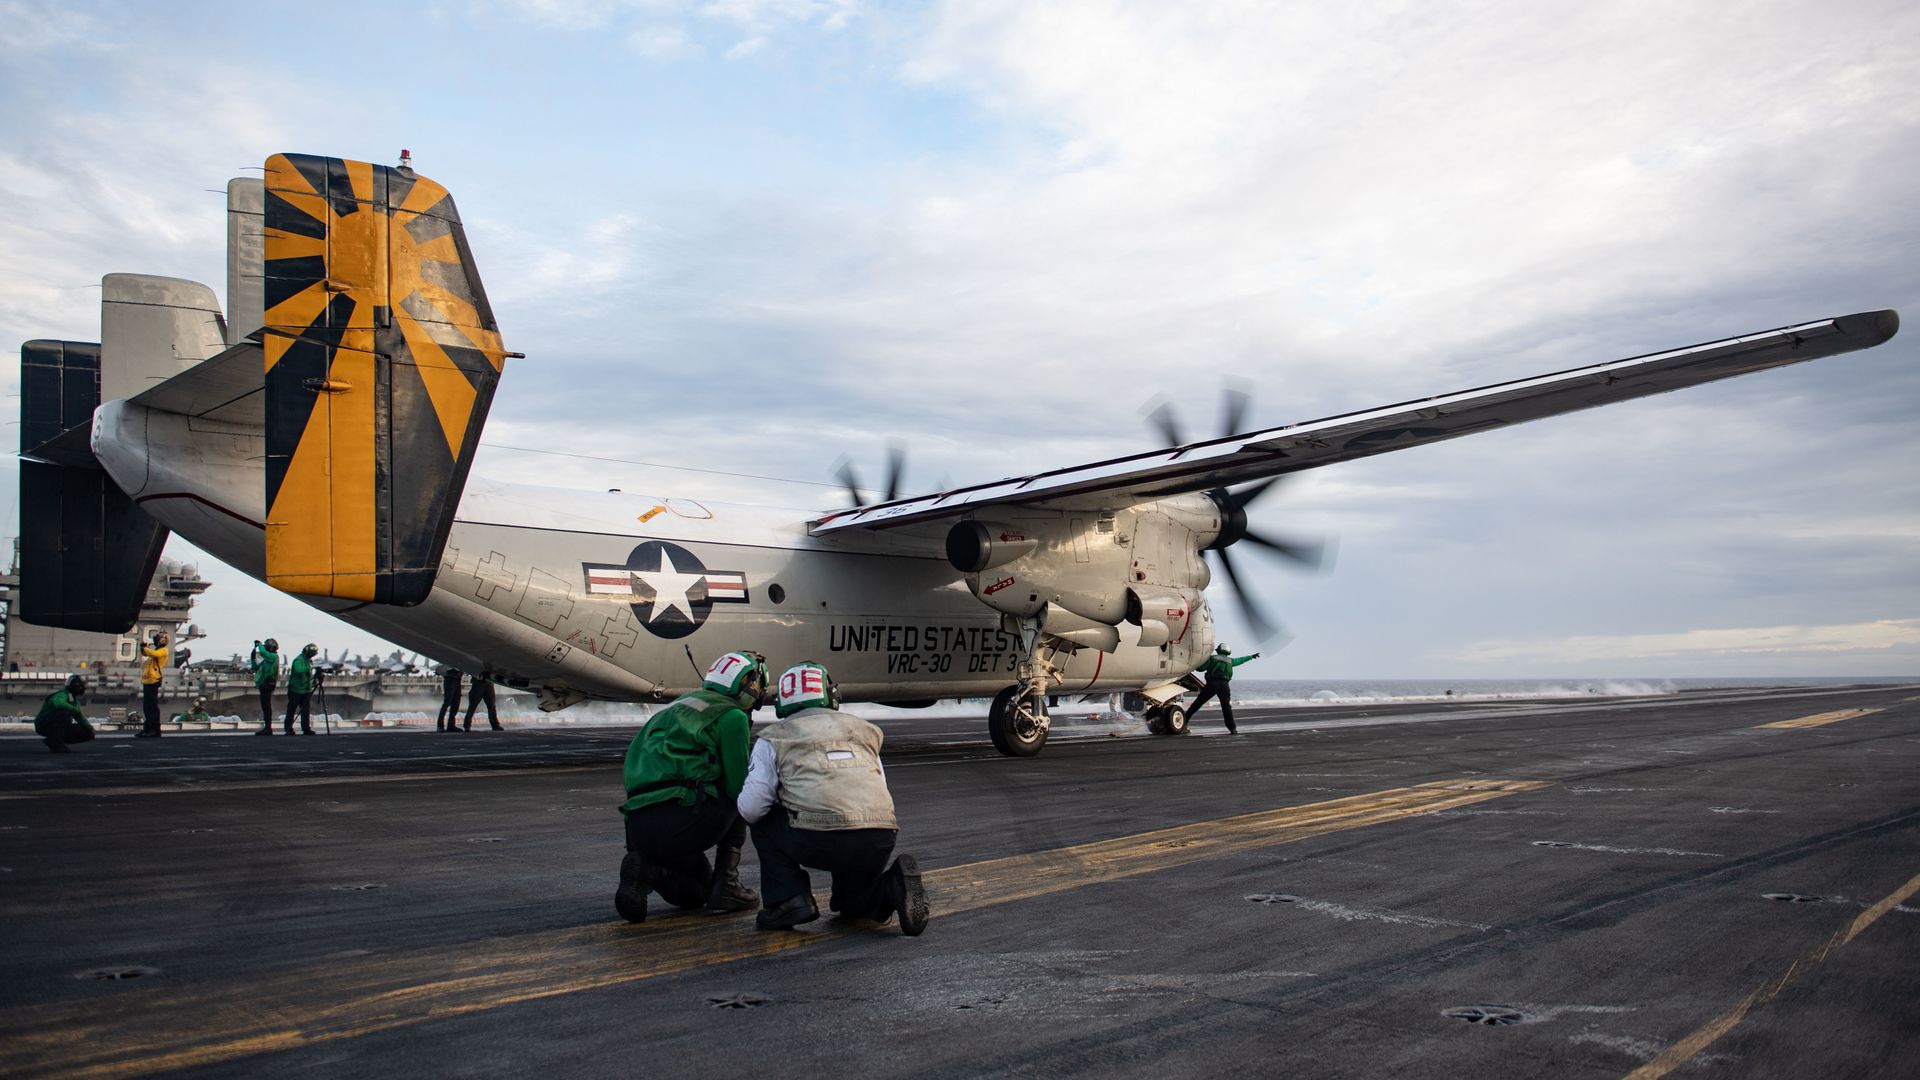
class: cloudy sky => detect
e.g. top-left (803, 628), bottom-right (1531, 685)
top-left (3, 0), bottom-right (1915, 679)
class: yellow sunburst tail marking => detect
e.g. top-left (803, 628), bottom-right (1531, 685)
top-left (261, 153), bottom-right (509, 605)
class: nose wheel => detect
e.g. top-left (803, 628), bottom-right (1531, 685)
top-left (988, 684), bottom-right (1049, 757)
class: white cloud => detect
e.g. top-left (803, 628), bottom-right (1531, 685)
top-left (629, 24), bottom-right (700, 59)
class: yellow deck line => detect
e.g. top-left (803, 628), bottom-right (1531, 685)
top-left (1755, 707), bottom-right (1884, 730)
top-left (0, 778), bottom-right (1544, 1079)
top-left (1624, 869), bottom-right (1920, 1080)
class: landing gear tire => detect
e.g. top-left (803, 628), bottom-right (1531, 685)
top-left (1146, 705), bottom-right (1190, 737)
top-left (989, 685), bottom-right (1049, 757)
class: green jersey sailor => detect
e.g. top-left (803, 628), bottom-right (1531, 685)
top-left (1189, 644), bottom-right (1259, 734)
top-left (613, 650), bottom-right (769, 923)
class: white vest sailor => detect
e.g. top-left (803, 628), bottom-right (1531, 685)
top-left (738, 661), bottom-right (928, 935)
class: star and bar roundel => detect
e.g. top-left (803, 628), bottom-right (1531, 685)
top-left (583, 542), bottom-right (749, 639)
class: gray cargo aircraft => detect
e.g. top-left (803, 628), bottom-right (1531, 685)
top-left (15, 152), bottom-right (1900, 755)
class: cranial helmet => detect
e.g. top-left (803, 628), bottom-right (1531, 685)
top-left (702, 651), bottom-right (770, 709)
top-left (265, 638), bottom-right (279, 652)
top-left (303, 643), bottom-right (318, 656)
top-left (1216, 644), bottom-right (1231, 654)
top-left (775, 661), bottom-right (840, 719)
top-left (66, 674), bottom-right (87, 695)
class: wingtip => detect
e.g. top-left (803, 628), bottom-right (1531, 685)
top-left (1835, 309), bottom-right (1899, 346)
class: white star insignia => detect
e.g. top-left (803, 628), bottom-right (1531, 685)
top-left (632, 549), bottom-right (704, 624)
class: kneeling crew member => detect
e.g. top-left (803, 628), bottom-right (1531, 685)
top-left (738, 661), bottom-right (929, 935)
top-left (1189, 643), bottom-right (1259, 734)
top-left (36, 675), bottom-right (96, 753)
top-left (613, 651), bottom-right (766, 922)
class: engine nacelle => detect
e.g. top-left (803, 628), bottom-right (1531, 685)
top-left (945, 521), bottom-right (1040, 574)
top-left (951, 499), bottom-right (1216, 627)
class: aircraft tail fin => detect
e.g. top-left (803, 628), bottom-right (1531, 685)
top-left (17, 339), bottom-right (169, 633)
top-left (260, 153), bottom-right (511, 605)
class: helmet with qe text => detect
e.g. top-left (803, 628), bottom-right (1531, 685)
top-left (775, 661), bottom-right (840, 719)
top-left (702, 650), bottom-right (770, 710)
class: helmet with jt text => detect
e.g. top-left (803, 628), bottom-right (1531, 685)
top-left (775, 661), bottom-right (841, 719)
top-left (702, 650), bottom-right (770, 710)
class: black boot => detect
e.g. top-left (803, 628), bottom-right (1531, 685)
top-left (705, 844), bottom-right (759, 913)
top-left (755, 891), bottom-right (820, 931)
top-left (877, 855), bottom-right (929, 937)
top-left (254, 725), bottom-right (272, 735)
top-left (614, 851), bottom-right (656, 923)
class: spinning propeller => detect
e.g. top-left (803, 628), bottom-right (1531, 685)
top-left (1147, 388), bottom-right (1328, 642)
top-left (834, 442), bottom-right (908, 507)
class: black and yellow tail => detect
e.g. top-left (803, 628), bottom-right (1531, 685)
top-left (261, 154), bottom-right (511, 605)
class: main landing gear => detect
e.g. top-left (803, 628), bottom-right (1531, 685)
top-left (988, 612), bottom-right (1058, 757)
top-left (1144, 702), bottom-right (1190, 736)
top-left (988, 684), bottom-right (1048, 757)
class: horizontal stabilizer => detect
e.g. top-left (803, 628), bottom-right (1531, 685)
top-left (261, 153), bottom-right (510, 605)
top-left (17, 340), bottom-right (169, 633)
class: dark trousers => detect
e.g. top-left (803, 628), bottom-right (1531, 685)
top-left (257, 683), bottom-right (276, 727)
top-left (141, 683), bottom-right (161, 734)
top-left (37, 716), bottom-right (95, 746)
top-left (464, 682), bottom-right (498, 729)
top-left (284, 691), bottom-right (312, 733)
top-left (436, 688), bottom-right (461, 729)
top-left (624, 796), bottom-right (747, 909)
top-left (1190, 680), bottom-right (1236, 732)
top-left (749, 806), bottom-right (896, 916)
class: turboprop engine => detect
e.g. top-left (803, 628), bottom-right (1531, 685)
top-left (944, 495), bottom-right (1217, 650)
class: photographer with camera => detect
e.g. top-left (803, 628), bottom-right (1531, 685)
top-left (136, 629), bottom-right (170, 739)
top-left (283, 643), bottom-right (319, 736)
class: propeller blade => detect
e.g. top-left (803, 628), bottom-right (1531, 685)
top-left (1147, 402), bottom-right (1185, 449)
top-left (1240, 527), bottom-right (1326, 570)
top-left (1220, 386), bottom-right (1249, 438)
top-left (1225, 476), bottom-right (1287, 513)
top-left (833, 459), bottom-right (865, 507)
top-left (1210, 548), bottom-right (1280, 642)
top-left (883, 444), bottom-right (906, 503)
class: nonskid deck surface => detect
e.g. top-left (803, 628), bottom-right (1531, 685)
top-left (2, 683), bottom-right (1916, 1078)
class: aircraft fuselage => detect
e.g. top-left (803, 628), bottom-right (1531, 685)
top-left (93, 400), bottom-right (1208, 707)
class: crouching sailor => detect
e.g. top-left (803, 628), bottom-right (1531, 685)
top-left (613, 651), bottom-right (767, 922)
top-left (739, 661), bottom-right (929, 935)
top-left (36, 675), bottom-right (96, 753)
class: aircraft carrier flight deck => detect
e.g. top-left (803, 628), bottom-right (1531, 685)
top-left (3, 682), bottom-right (1916, 1078)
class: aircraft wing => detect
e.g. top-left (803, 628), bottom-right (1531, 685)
top-left (813, 310), bottom-right (1898, 533)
